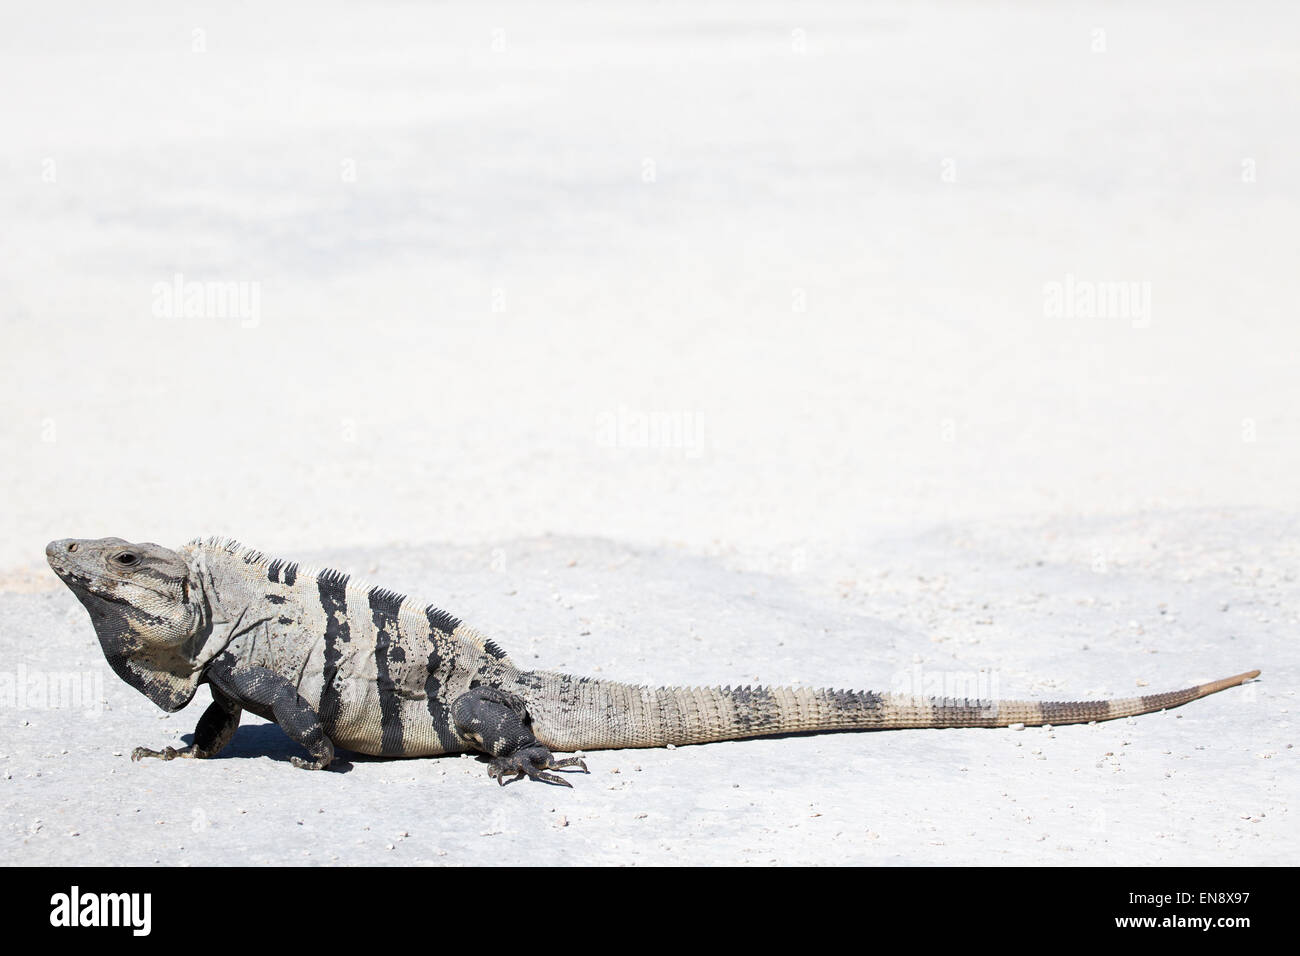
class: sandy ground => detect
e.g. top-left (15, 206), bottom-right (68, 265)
top-left (1, 2), bottom-right (1297, 865)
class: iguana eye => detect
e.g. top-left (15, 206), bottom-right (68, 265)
top-left (115, 552), bottom-right (140, 566)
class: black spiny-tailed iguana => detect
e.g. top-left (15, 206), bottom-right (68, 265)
top-left (46, 536), bottom-right (1261, 787)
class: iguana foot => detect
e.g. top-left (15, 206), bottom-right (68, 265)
top-left (131, 745), bottom-right (197, 761)
top-left (452, 687), bottom-right (590, 786)
top-left (290, 737), bottom-right (333, 770)
top-left (487, 746), bottom-right (589, 787)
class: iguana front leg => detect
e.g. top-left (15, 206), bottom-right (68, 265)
top-left (202, 654), bottom-right (335, 769)
top-left (131, 689), bottom-right (242, 762)
top-left (452, 686), bottom-right (588, 787)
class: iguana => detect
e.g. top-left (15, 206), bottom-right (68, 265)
top-left (46, 536), bottom-right (1261, 787)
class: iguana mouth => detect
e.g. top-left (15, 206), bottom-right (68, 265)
top-left (46, 560), bottom-right (93, 587)
top-left (45, 541), bottom-right (91, 581)
top-left (45, 558), bottom-right (114, 599)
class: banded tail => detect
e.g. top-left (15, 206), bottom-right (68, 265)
top-left (524, 669), bottom-right (1261, 751)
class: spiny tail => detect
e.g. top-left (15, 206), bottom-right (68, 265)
top-left (524, 669), bottom-right (1260, 751)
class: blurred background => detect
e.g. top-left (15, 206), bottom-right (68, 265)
top-left (2, 1), bottom-right (1296, 570)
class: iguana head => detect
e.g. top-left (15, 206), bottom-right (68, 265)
top-left (46, 537), bottom-right (214, 712)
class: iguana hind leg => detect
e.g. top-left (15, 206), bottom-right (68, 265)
top-left (451, 686), bottom-right (588, 787)
top-left (132, 689), bottom-right (242, 762)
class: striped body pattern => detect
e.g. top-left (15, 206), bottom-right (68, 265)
top-left (226, 550), bottom-right (513, 757)
top-left (45, 536), bottom-right (1261, 786)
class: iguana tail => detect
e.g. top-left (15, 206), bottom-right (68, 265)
top-left (522, 669), bottom-right (1260, 751)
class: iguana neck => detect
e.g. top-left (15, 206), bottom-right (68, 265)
top-left (184, 543), bottom-right (271, 668)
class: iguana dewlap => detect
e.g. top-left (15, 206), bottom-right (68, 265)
top-left (46, 536), bottom-right (1261, 787)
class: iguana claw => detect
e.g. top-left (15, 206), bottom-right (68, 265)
top-left (131, 745), bottom-right (194, 761)
top-left (487, 748), bottom-right (588, 787)
top-left (290, 756), bottom-right (330, 770)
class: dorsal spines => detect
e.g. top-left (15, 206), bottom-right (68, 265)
top-left (315, 567), bottom-right (350, 589)
top-left (189, 537), bottom-right (513, 666)
top-left (366, 585), bottom-right (407, 609)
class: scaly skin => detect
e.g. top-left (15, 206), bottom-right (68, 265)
top-left (46, 536), bottom-right (1261, 787)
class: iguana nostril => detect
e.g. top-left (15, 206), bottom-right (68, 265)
top-left (67, 543), bottom-right (78, 552)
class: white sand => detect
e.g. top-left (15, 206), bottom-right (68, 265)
top-left (1, 1), bottom-right (1295, 865)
